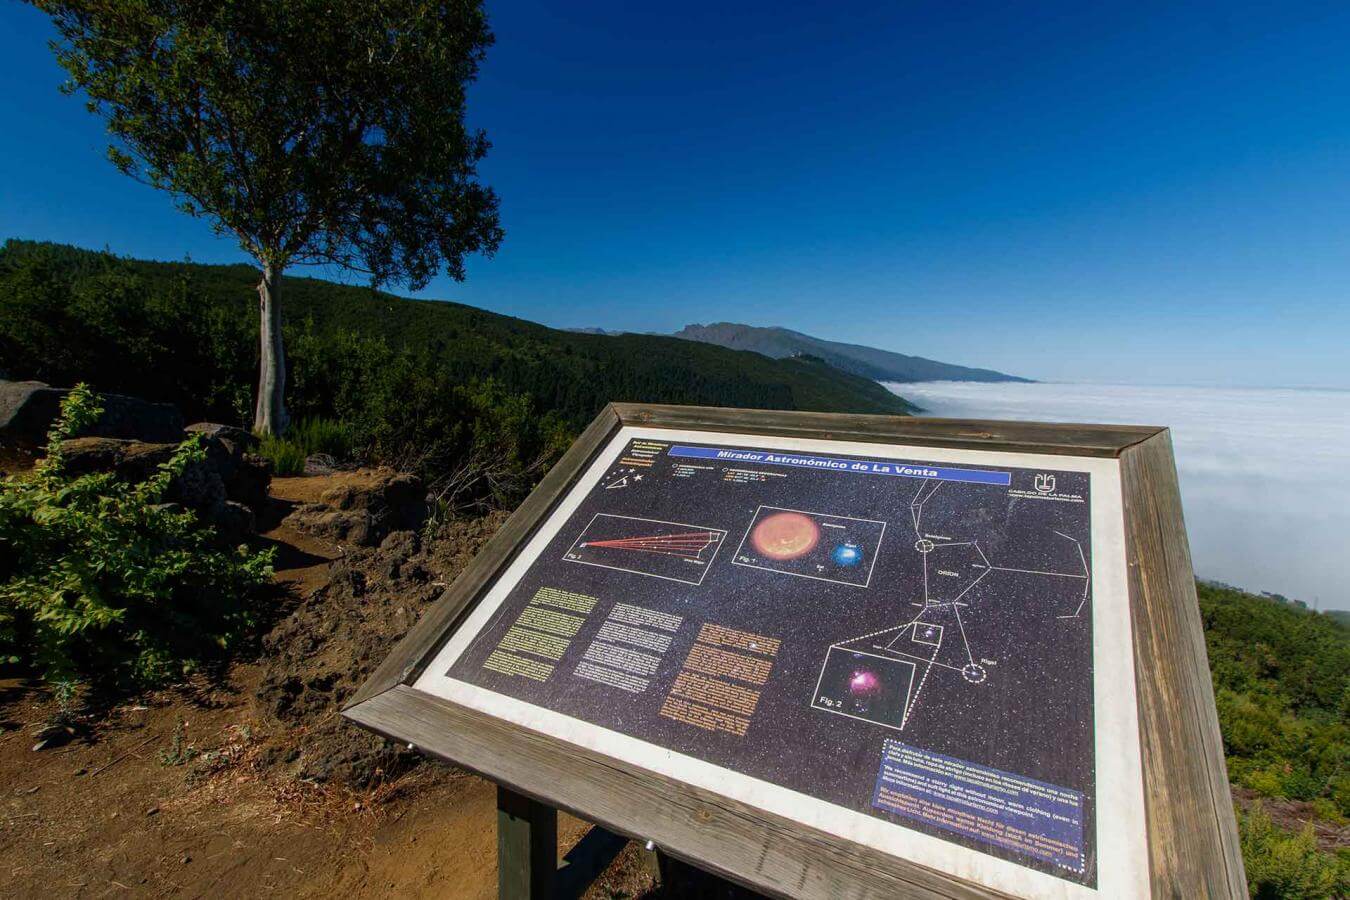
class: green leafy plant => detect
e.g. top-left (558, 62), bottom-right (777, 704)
top-left (256, 434), bottom-right (310, 477)
top-left (0, 601), bottom-right (16, 667)
top-left (1237, 803), bottom-right (1349, 899)
top-left (288, 417), bottom-right (355, 460)
top-left (256, 417), bottom-right (355, 476)
top-left (1201, 582), bottom-right (1350, 819)
top-left (0, 384), bottom-right (275, 688)
top-left (158, 720), bottom-right (199, 767)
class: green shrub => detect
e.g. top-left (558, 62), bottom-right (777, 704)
top-left (1202, 583), bottom-right (1350, 819)
top-left (1238, 803), bottom-right (1349, 899)
top-left (0, 384), bottom-right (275, 688)
top-left (256, 434), bottom-right (309, 476)
top-left (287, 323), bottom-right (571, 509)
top-left (288, 416), bottom-right (354, 459)
top-left (256, 417), bottom-right (356, 476)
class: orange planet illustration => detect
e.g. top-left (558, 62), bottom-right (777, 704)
top-left (750, 511), bottom-right (820, 560)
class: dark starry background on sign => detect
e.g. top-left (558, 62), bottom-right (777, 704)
top-left (448, 437), bottom-right (1096, 886)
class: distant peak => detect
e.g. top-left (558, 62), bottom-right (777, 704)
top-left (669, 322), bottom-right (1029, 384)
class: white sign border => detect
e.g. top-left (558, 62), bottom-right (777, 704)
top-left (415, 425), bottom-right (1148, 899)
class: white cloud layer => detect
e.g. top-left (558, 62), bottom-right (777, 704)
top-left (885, 381), bottom-right (1350, 610)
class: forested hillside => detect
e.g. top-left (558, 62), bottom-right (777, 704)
top-left (0, 239), bottom-right (914, 422)
top-left (1198, 582), bottom-right (1349, 896)
top-left (1201, 582), bottom-right (1347, 810)
top-left (0, 240), bottom-right (913, 504)
top-left (0, 240), bottom-right (917, 426)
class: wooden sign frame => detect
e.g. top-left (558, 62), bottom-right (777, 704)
top-left (343, 403), bottom-right (1245, 899)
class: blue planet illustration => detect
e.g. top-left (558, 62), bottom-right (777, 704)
top-left (832, 543), bottom-right (863, 567)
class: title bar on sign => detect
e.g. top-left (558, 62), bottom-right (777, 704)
top-left (668, 446), bottom-right (1011, 486)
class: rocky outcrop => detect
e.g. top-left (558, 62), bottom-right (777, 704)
top-left (187, 423), bottom-right (268, 511)
top-left (283, 468), bottom-right (427, 548)
top-left (185, 422), bottom-right (258, 449)
top-left (59, 423), bottom-right (272, 543)
top-left (0, 380), bottom-right (184, 447)
top-left (256, 510), bottom-right (507, 788)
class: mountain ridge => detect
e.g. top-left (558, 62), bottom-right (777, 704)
top-left (670, 322), bottom-right (1029, 384)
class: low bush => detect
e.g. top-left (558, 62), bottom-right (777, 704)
top-left (289, 416), bottom-right (355, 459)
top-left (286, 324), bottom-right (572, 508)
top-left (1237, 803), bottom-right (1349, 899)
top-left (256, 417), bottom-right (356, 476)
top-left (257, 433), bottom-right (308, 476)
top-left (0, 385), bottom-right (275, 689)
top-left (1201, 582), bottom-right (1349, 819)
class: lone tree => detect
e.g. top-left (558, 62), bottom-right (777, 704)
top-left (34, 0), bottom-right (503, 434)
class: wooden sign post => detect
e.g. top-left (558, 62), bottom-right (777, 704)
top-left (496, 785), bottom-right (557, 900)
top-left (344, 404), bottom-right (1245, 898)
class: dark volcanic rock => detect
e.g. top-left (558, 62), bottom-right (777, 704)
top-left (377, 530), bottom-right (420, 580)
top-left (222, 452), bottom-right (271, 512)
top-left (0, 380), bottom-right (184, 447)
top-left (286, 505), bottom-right (375, 547)
top-left (285, 468), bottom-right (427, 548)
top-left (184, 422), bottom-right (258, 450)
top-left (380, 529), bottom-right (420, 561)
top-left (59, 436), bottom-right (142, 476)
top-left (60, 437), bottom-right (175, 479)
top-left (212, 500), bottom-right (258, 544)
top-left (56, 426), bottom-right (271, 538)
top-left (189, 424), bottom-right (271, 511)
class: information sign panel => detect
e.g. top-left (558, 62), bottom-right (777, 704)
top-left (345, 405), bottom-right (1245, 899)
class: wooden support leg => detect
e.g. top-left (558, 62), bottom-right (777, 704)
top-left (497, 785), bottom-right (557, 900)
top-left (639, 841), bottom-right (663, 889)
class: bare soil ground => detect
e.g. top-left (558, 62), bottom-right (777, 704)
top-left (0, 472), bottom-right (658, 899)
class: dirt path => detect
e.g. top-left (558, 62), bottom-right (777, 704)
top-left (0, 674), bottom-right (651, 898)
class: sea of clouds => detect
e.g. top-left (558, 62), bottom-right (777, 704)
top-left (884, 381), bottom-right (1350, 610)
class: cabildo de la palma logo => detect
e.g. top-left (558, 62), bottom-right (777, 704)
top-left (1009, 471), bottom-right (1084, 504)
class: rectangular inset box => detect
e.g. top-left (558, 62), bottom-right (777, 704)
top-left (564, 514), bottom-right (727, 586)
top-left (909, 623), bottom-right (943, 648)
top-left (812, 646), bottom-right (916, 731)
top-left (872, 739), bottom-right (1087, 874)
top-left (731, 505), bottom-right (885, 587)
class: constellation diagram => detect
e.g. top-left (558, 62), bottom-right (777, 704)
top-left (812, 482), bottom-right (1090, 731)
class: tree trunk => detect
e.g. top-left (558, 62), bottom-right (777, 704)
top-left (253, 263), bottom-right (288, 436)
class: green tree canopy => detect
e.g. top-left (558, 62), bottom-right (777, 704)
top-left (34, 0), bottom-right (504, 433)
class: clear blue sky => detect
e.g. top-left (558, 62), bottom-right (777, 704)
top-left (3, 2), bottom-right (1349, 387)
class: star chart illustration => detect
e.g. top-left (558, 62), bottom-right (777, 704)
top-left (602, 466), bottom-right (645, 490)
top-left (812, 481), bottom-right (1090, 731)
top-left (564, 513), bottom-right (727, 586)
